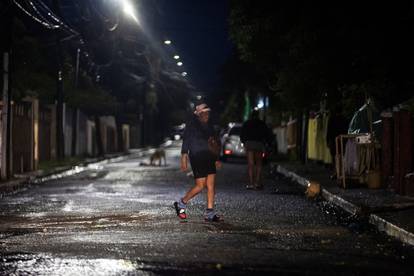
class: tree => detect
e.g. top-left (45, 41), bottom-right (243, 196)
top-left (11, 19), bottom-right (55, 102)
top-left (229, 1), bottom-right (414, 115)
top-left (213, 52), bottom-right (267, 124)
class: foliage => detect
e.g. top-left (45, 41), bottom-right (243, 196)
top-left (228, 1), bottom-right (414, 115)
top-left (11, 19), bottom-right (56, 101)
top-left (214, 52), bottom-right (266, 124)
top-left (65, 71), bottom-right (119, 115)
top-left (10, 18), bottom-right (119, 115)
top-left (219, 92), bottom-right (244, 124)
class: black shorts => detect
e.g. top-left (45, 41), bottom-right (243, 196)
top-left (189, 151), bottom-right (216, 179)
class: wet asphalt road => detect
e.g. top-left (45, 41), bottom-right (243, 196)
top-left (0, 142), bottom-right (413, 275)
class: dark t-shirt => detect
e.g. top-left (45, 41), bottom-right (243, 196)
top-left (240, 119), bottom-right (271, 144)
top-left (181, 117), bottom-right (217, 156)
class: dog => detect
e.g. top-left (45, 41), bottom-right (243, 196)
top-left (150, 149), bottom-right (167, 166)
top-left (305, 181), bottom-right (321, 199)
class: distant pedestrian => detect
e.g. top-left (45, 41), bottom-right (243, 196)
top-left (241, 110), bottom-right (271, 189)
top-left (174, 103), bottom-right (223, 222)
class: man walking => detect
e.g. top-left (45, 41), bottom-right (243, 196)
top-left (174, 103), bottom-right (223, 222)
top-left (241, 110), bottom-right (271, 190)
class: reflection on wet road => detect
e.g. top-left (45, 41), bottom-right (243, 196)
top-left (0, 143), bottom-right (413, 275)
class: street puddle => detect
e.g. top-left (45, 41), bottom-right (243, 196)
top-left (318, 201), bottom-right (372, 234)
top-left (0, 254), bottom-right (148, 275)
top-left (0, 213), bottom-right (150, 232)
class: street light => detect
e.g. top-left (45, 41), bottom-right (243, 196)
top-left (256, 98), bottom-right (265, 109)
top-left (177, 61), bottom-right (183, 66)
top-left (181, 72), bottom-right (187, 77)
top-left (121, 0), bottom-right (139, 23)
top-left (164, 40), bottom-right (172, 45)
top-left (174, 55), bottom-right (180, 59)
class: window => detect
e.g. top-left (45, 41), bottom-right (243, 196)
top-left (229, 126), bottom-right (241, 136)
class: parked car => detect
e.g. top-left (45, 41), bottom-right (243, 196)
top-left (220, 123), bottom-right (245, 161)
top-left (220, 122), bottom-right (273, 163)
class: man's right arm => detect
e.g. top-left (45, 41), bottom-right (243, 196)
top-left (181, 153), bottom-right (188, 171)
top-left (181, 123), bottom-right (190, 155)
top-left (181, 123), bottom-right (190, 171)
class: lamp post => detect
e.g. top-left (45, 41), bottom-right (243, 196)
top-left (71, 47), bottom-right (82, 157)
top-left (1, 0), bottom-right (13, 179)
top-left (74, 48), bottom-right (80, 87)
top-left (52, 0), bottom-right (65, 160)
top-left (120, 0), bottom-right (139, 23)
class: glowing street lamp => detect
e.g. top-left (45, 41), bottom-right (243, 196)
top-left (164, 40), bottom-right (172, 45)
top-left (256, 98), bottom-right (265, 109)
top-left (181, 72), bottom-right (187, 77)
top-left (121, 0), bottom-right (139, 23)
top-left (174, 55), bottom-right (180, 59)
top-left (177, 61), bottom-right (183, 66)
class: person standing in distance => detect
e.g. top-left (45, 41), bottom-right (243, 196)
top-left (241, 110), bottom-right (271, 190)
top-left (174, 103), bottom-right (223, 222)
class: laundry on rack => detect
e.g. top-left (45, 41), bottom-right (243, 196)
top-left (274, 125), bottom-right (288, 154)
top-left (357, 142), bottom-right (379, 174)
top-left (287, 118), bottom-right (297, 149)
top-left (307, 117), bottom-right (317, 160)
top-left (344, 139), bottom-right (358, 175)
top-left (342, 136), bottom-right (380, 177)
top-left (307, 112), bottom-right (332, 163)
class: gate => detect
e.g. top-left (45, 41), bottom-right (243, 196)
top-left (12, 102), bottom-right (32, 174)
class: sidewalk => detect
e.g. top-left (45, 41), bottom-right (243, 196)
top-left (0, 149), bottom-right (148, 197)
top-left (274, 161), bottom-right (414, 246)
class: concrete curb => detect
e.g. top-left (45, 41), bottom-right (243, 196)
top-left (276, 165), bottom-right (309, 187)
top-left (276, 165), bottom-right (360, 215)
top-left (29, 151), bottom-right (146, 185)
top-left (276, 164), bottom-right (414, 246)
top-left (369, 214), bottom-right (414, 246)
top-left (0, 149), bottom-right (148, 197)
top-left (320, 189), bottom-right (361, 215)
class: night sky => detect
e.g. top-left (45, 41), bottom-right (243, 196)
top-left (11, 0), bottom-right (234, 101)
top-left (143, 0), bottom-right (233, 95)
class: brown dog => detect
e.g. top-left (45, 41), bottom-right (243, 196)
top-left (305, 181), bottom-right (321, 199)
top-left (150, 149), bottom-right (167, 166)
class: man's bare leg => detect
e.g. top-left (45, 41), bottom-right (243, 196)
top-left (206, 174), bottom-right (216, 209)
top-left (182, 177), bottom-right (206, 203)
top-left (247, 151), bottom-right (255, 188)
top-left (254, 151), bottom-right (263, 188)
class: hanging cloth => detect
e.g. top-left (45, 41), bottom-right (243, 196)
top-left (307, 118), bottom-right (318, 160)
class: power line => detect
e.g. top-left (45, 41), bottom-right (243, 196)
top-left (36, 0), bottom-right (79, 35)
top-left (13, 0), bottom-right (80, 36)
top-left (28, 0), bottom-right (56, 27)
top-left (13, 0), bottom-right (59, 29)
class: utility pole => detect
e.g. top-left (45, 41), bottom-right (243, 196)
top-left (1, 1), bottom-right (14, 179)
top-left (71, 48), bottom-right (80, 156)
top-left (75, 48), bottom-right (80, 87)
top-left (52, 0), bottom-right (65, 160)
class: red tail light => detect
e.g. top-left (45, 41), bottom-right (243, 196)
top-left (224, 150), bottom-right (232, 155)
top-left (262, 152), bottom-right (266, 158)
